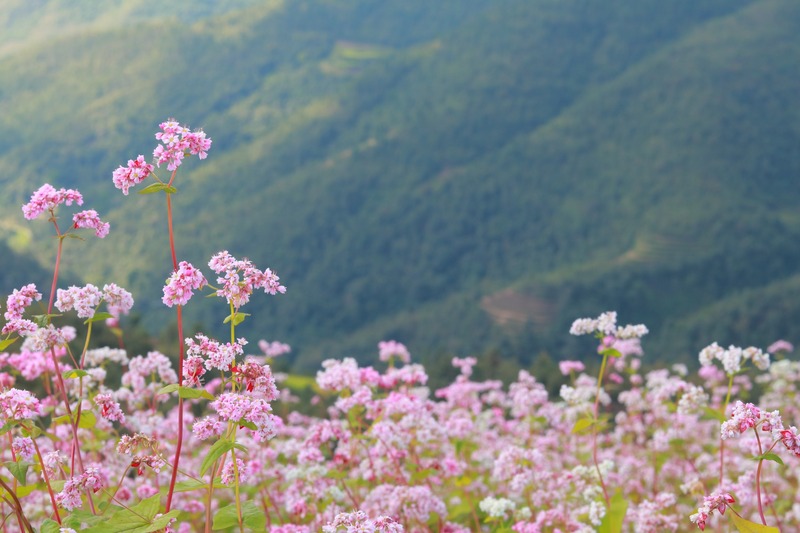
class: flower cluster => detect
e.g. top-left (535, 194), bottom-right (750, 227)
top-left (689, 492), bottom-right (735, 531)
top-left (569, 311), bottom-right (649, 339)
top-left (153, 119), bottom-right (212, 171)
top-left (699, 342), bottom-right (770, 375)
top-left (208, 250), bottom-right (286, 309)
top-left (378, 340), bottom-right (411, 364)
top-left (2, 283), bottom-right (42, 336)
top-left (185, 333), bottom-right (245, 372)
top-left (162, 261), bottom-right (207, 307)
top-left (22, 183), bottom-right (83, 220)
top-left (112, 155), bottom-right (155, 195)
top-left (72, 209), bottom-right (110, 238)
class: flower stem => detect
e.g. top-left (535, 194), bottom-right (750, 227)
top-left (592, 350), bottom-right (611, 507)
top-left (753, 428), bottom-right (767, 525)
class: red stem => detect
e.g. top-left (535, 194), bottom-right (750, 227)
top-left (164, 179), bottom-right (185, 513)
top-left (753, 429), bottom-right (767, 525)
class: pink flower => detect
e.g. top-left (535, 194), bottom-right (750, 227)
top-left (185, 334), bottom-right (245, 372)
top-left (0, 388), bottom-right (43, 421)
top-left (56, 284), bottom-right (103, 319)
top-left (162, 261), bottom-right (207, 307)
top-left (112, 155), bottom-right (154, 195)
top-left (258, 339), bottom-right (291, 358)
top-left (767, 339), bottom-right (794, 354)
top-left (208, 251), bottom-right (286, 309)
top-left (94, 393), bottom-right (126, 423)
top-left (378, 340), bottom-right (411, 364)
top-left (153, 119), bottom-right (212, 171)
top-left (220, 458), bottom-right (247, 485)
top-left (4, 283), bottom-right (42, 321)
top-left (192, 417), bottom-right (224, 441)
top-left (12, 436), bottom-right (35, 461)
top-left (559, 360), bottom-right (585, 376)
top-left (22, 184), bottom-right (83, 220)
top-left (102, 283), bottom-right (134, 317)
top-left (72, 209), bottom-right (110, 238)
top-left (690, 492), bottom-right (734, 530)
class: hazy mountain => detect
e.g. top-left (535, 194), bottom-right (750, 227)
top-left (1, 0), bottom-right (798, 372)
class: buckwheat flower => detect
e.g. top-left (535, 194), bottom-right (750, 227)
top-left (690, 492), bottom-right (734, 531)
top-left (94, 393), bottom-right (126, 423)
top-left (780, 426), bottom-right (800, 456)
top-left (23, 324), bottom-right (69, 352)
top-left (379, 340), bottom-right (411, 364)
top-left (162, 261), bottom-right (207, 307)
top-left (22, 184), bottom-right (83, 220)
top-left (615, 323), bottom-right (649, 339)
top-left (72, 209), bottom-right (110, 238)
top-left (112, 155), bottom-right (154, 195)
top-left (767, 339), bottom-right (794, 354)
top-left (316, 358), bottom-right (362, 392)
top-left (744, 346), bottom-right (770, 370)
top-left (2, 318), bottom-right (38, 336)
top-left (677, 384), bottom-right (708, 415)
top-left (42, 451), bottom-right (66, 480)
top-left (452, 356), bottom-right (478, 377)
top-left (83, 347), bottom-right (129, 366)
top-left (12, 436), bottom-right (35, 461)
top-left (588, 501), bottom-right (606, 527)
top-left (56, 284), bottom-right (103, 318)
top-left (185, 334), bottom-right (244, 371)
top-left (192, 417), bottom-right (224, 441)
top-left (699, 342), bottom-right (724, 367)
top-left (236, 361), bottom-right (279, 399)
top-left (153, 119), bottom-right (212, 171)
top-left (102, 283), bottom-right (134, 317)
top-left (569, 317), bottom-right (597, 336)
top-left (208, 251), bottom-right (286, 309)
top-left (183, 355), bottom-right (206, 386)
top-left (721, 401), bottom-right (761, 439)
top-left (720, 345), bottom-right (743, 375)
top-left (479, 496), bottom-right (516, 518)
top-left (258, 339), bottom-right (291, 357)
top-left (220, 458), bottom-right (247, 485)
top-left (59, 528), bottom-right (77, 533)
top-left (0, 388), bottom-right (43, 421)
top-left (55, 478), bottom-right (83, 511)
top-left (559, 360), bottom-right (585, 376)
top-left (4, 283), bottom-right (42, 321)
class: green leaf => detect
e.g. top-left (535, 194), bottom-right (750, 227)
top-left (212, 503), bottom-right (240, 530)
top-left (410, 467), bottom-right (437, 483)
top-left (84, 312), bottom-right (114, 324)
top-left (730, 513), bottom-right (780, 533)
top-left (760, 452), bottom-right (785, 466)
top-left (232, 313), bottom-right (249, 326)
top-left (138, 183), bottom-right (177, 195)
top-left (0, 337), bottom-right (18, 351)
top-left (77, 411), bottom-right (97, 429)
top-left (63, 369), bottom-right (89, 379)
top-left (597, 491), bottom-right (628, 533)
top-left (177, 386), bottom-right (215, 401)
top-left (237, 418), bottom-right (257, 431)
top-left (4, 460), bottom-right (31, 484)
top-left (241, 500), bottom-right (266, 530)
top-left (703, 407), bottom-right (727, 423)
top-left (157, 384), bottom-right (180, 395)
top-left (571, 417), bottom-right (595, 434)
top-left (40, 519), bottom-right (62, 533)
top-left (199, 439), bottom-right (234, 477)
top-left (170, 479), bottom-right (208, 493)
top-left (143, 510), bottom-right (180, 532)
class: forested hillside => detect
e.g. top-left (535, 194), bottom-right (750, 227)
top-left (1, 0), bottom-right (799, 373)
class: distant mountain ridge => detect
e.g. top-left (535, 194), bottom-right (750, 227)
top-left (1, 0), bottom-right (799, 371)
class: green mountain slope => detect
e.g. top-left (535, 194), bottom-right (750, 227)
top-left (1, 0), bottom-right (799, 371)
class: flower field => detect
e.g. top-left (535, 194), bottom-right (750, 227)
top-left (1, 122), bottom-right (797, 532)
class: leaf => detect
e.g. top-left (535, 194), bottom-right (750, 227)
top-left (157, 384), bottom-right (179, 395)
top-left (177, 386), bottom-right (215, 401)
top-left (212, 503), bottom-right (240, 530)
top-left (170, 479), bottom-right (208, 493)
top-left (199, 439), bottom-right (234, 477)
top-left (40, 519), bottom-right (62, 533)
top-left (232, 313), bottom-right (249, 326)
top-left (703, 407), bottom-right (727, 423)
top-left (63, 369), bottom-right (89, 379)
top-left (730, 513), bottom-right (780, 533)
top-left (143, 510), bottom-right (180, 532)
top-left (410, 468), bottom-right (437, 483)
top-left (4, 460), bottom-right (31, 484)
top-left (138, 183), bottom-right (177, 195)
top-left (85, 312), bottom-right (114, 324)
top-left (0, 337), bottom-right (18, 351)
top-left (77, 411), bottom-right (97, 429)
top-left (597, 491), bottom-right (628, 533)
top-left (760, 452), bottom-right (785, 466)
top-left (241, 500), bottom-right (267, 530)
top-left (571, 417), bottom-right (595, 434)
